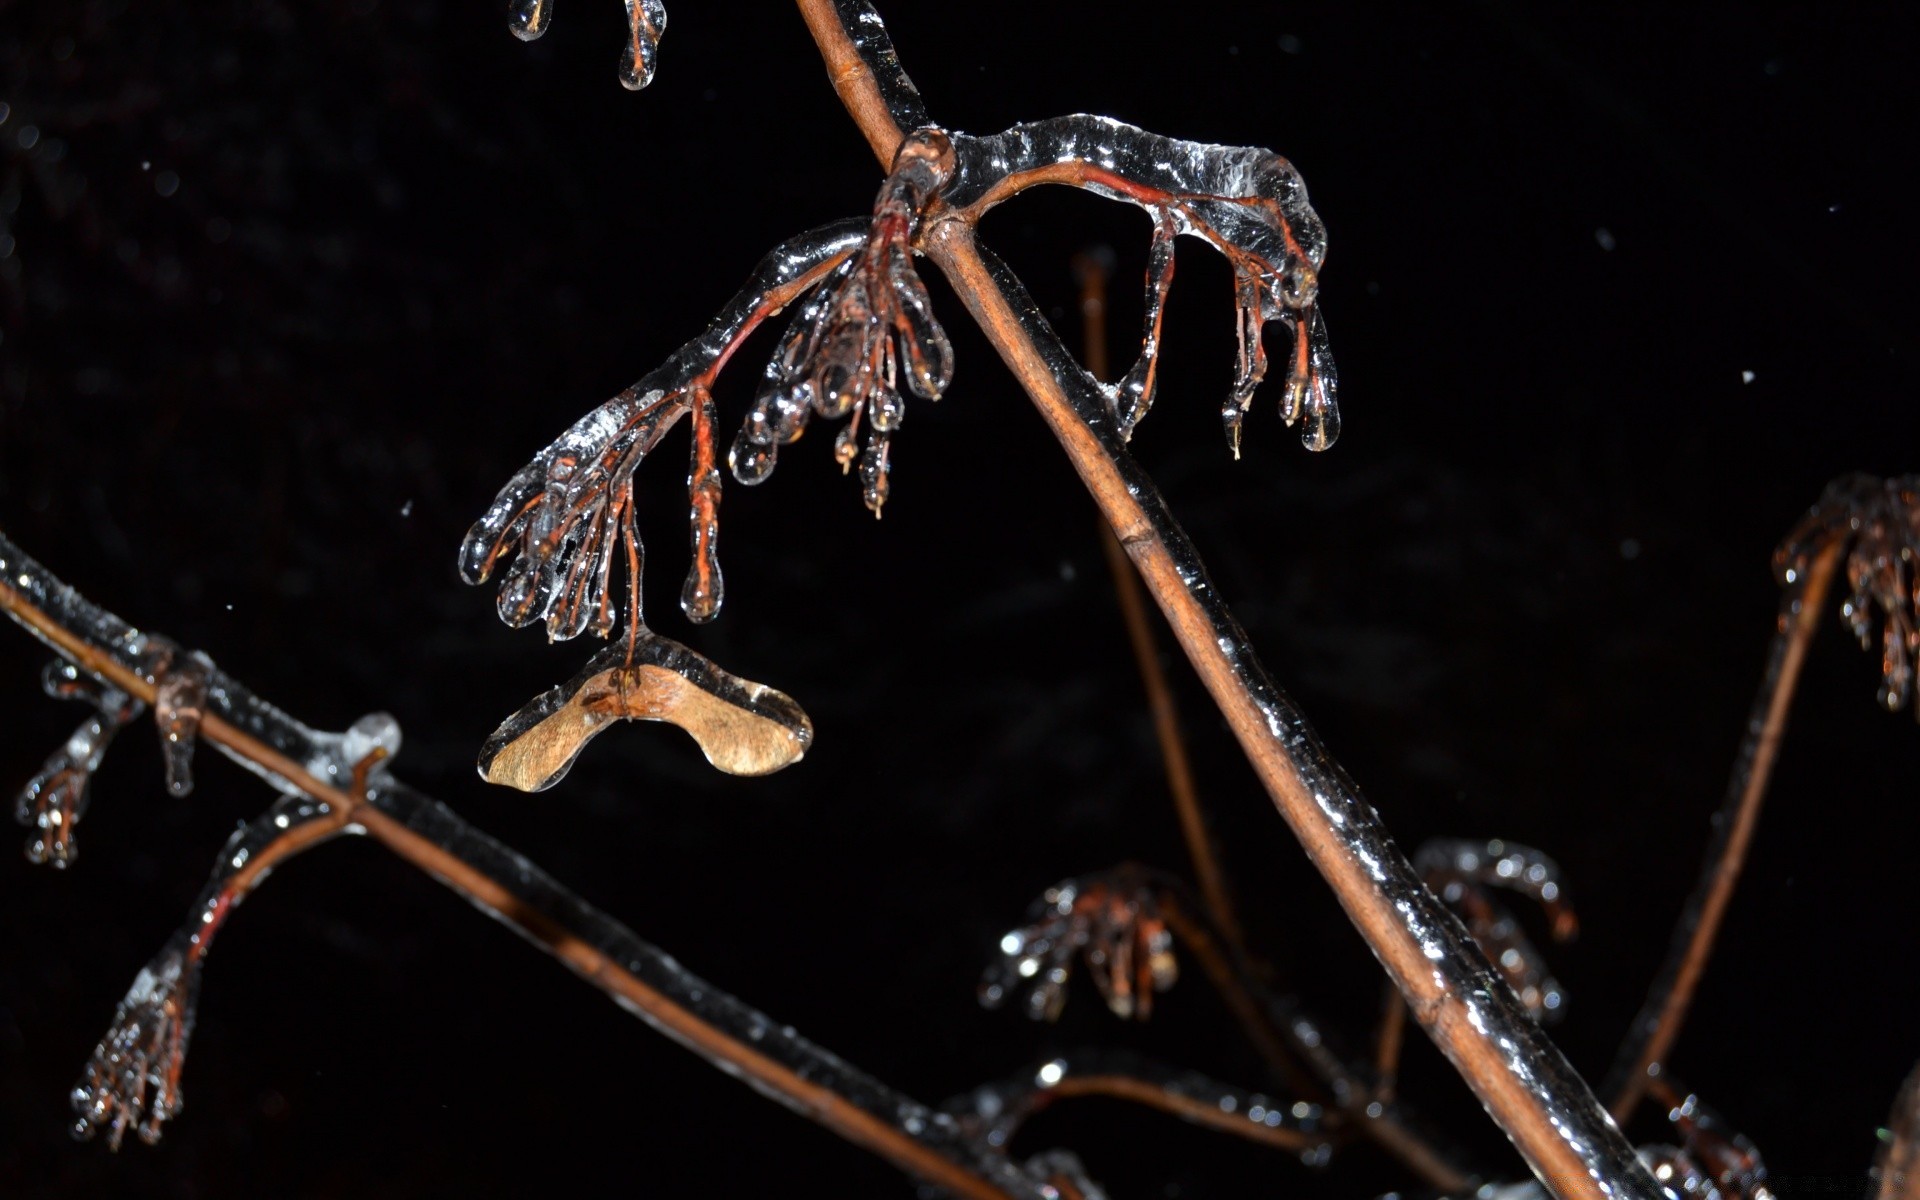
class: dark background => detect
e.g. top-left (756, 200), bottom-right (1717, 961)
top-left (2, 2), bottom-right (1917, 1196)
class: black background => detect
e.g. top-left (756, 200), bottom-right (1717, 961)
top-left (2, 2), bottom-right (1918, 1196)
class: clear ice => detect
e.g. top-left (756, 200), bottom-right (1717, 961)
top-left (477, 630), bottom-right (813, 791)
top-left (70, 793), bottom-right (347, 1149)
top-left (152, 647), bottom-right (213, 798)
top-left (15, 660), bottom-right (144, 867)
top-left (503, 0), bottom-right (666, 90)
top-left (71, 933), bottom-right (197, 1150)
top-left (1415, 837), bottom-right (1577, 1021)
top-left (1776, 474), bottom-right (1920, 715)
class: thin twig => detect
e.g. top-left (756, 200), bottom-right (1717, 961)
top-left (0, 530), bottom-right (1032, 1200)
top-left (1605, 540), bottom-right (1843, 1120)
top-left (790, 5), bottom-right (1662, 1196)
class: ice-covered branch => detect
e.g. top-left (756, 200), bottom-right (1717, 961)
top-left (0, 528), bottom-right (1046, 1199)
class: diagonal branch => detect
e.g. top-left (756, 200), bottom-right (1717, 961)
top-left (790, 4), bottom-right (1662, 1197)
top-left (0, 528), bottom-right (1039, 1200)
top-left (1605, 538), bottom-right (1842, 1119)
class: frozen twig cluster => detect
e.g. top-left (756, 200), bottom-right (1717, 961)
top-left (6, 1), bottom-right (1917, 1196)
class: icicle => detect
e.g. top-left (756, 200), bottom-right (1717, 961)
top-left (736, 129), bottom-right (954, 514)
top-left (477, 631), bottom-right (813, 792)
top-left (153, 649), bottom-right (213, 798)
top-left (618, 0), bottom-right (667, 91)
top-left (979, 869), bottom-right (1178, 1022)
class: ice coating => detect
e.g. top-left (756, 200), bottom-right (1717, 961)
top-left (1636, 1081), bottom-right (1773, 1200)
top-left (0, 529), bottom-right (1050, 1196)
top-left (460, 219), bottom-right (865, 637)
top-left (978, 868), bottom-right (1177, 1022)
top-left (954, 241), bottom-right (1665, 1199)
top-left (618, 0), bottom-right (667, 91)
top-left (732, 129), bottom-right (956, 515)
top-left (15, 660), bottom-right (144, 867)
top-left (947, 1049), bottom-right (1329, 1161)
top-left (1775, 473), bottom-right (1920, 715)
top-left (72, 792), bottom-right (346, 1149)
top-left (476, 630), bottom-right (813, 791)
top-left (152, 647), bottom-right (213, 797)
top-left (944, 115), bottom-right (1337, 454)
top-left (1415, 837), bottom-right (1578, 1021)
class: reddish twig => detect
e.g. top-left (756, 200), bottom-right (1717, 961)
top-left (784, 9), bottom-right (1661, 1191)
